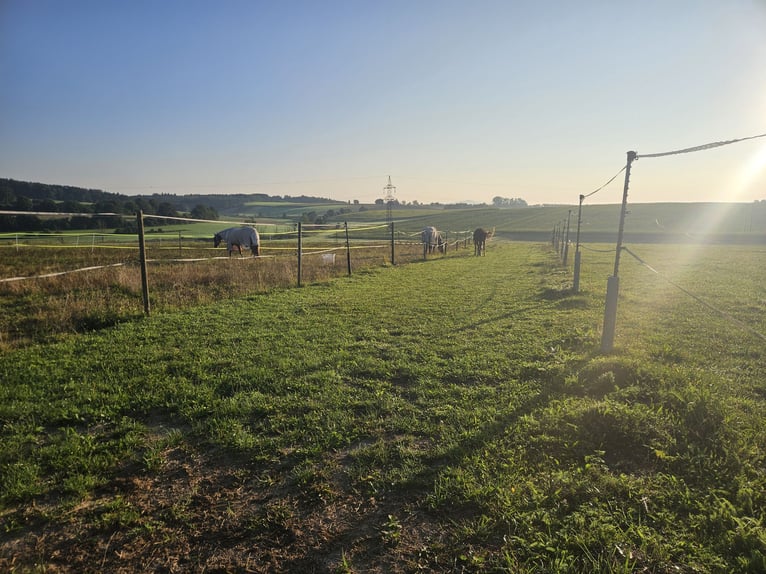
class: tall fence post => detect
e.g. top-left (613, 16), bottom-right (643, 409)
top-left (390, 221), bottom-right (395, 265)
top-left (573, 249), bottom-right (582, 292)
top-left (559, 221), bottom-right (566, 260)
top-left (563, 209), bottom-right (572, 265)
top-left (573, 194), bottom-right (584, 293)
top-left (297, 222), bottom-right (302, 288)
top-left (137, 211), bottom-right (151, 316)
top-left (601, 150), bottom-right (637, 353)
top-left (345, 221), bottom-right (352, 276)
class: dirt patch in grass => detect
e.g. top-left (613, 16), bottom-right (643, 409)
top-left (1, 441), bottom-right (452, 573)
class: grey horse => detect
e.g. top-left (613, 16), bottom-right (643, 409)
top-left (422, 226), bottom-right (445, 254)
top-left (214, 227), bottom-right (261, 257)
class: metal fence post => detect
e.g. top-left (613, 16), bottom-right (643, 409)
top-left (601, 151), bottom-right (637, 352)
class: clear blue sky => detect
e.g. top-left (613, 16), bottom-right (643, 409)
top-left (1, 0), bottom-right (765, 205)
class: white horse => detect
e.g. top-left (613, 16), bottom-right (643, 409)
top-left (214, 226), bottom-right (261, 257)
top-left (422, 226), bottom-right (445, 254)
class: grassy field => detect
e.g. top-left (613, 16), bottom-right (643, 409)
top-left (3, 200), bottom-right (765, 350)
top-left (1, 238), bottom-right (765, 572)
top-left (0, 225), bottom-right (429, 349)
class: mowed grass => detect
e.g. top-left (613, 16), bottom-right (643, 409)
top-left (1, 241), bottom-right (765, 572)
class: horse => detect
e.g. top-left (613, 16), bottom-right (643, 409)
top-left (473, 227), bottom-right (494, 256)
top-left (422, 226), bottom-right (445, 254)
top-left (214, 226), bottom-right (261, 257)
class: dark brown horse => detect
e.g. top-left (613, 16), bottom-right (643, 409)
top-left (473, 227), bottom-right (494, 256)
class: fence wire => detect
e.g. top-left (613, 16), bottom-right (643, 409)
top-left (579, 244), bottom-right (615, 253)
top-left (622, 246), bottom-right (766, 343)
top-left (1, 211), bottom-right (472, 284)
top-left (0, 263), bottom-right (127, 283)
top-left (582, 165), bottom-right (627, 200)
top-left (637, 132), bottom-right (766, 159)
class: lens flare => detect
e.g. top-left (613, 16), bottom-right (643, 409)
top-left (727, 143), bottom-right (766, 202)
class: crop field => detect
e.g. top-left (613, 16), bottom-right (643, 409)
top-left (1, 235), bottom-right (765, 572)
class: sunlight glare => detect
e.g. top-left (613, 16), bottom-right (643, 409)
top-left (656, 142), bottom-right (766, 285)
top-left (726, 142), bottom-right (766, 202)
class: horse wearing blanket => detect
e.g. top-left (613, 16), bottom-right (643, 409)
top-left (422, 226), bottom-right (445, 254)
top-left (214, 227), bottom-right (261, 257)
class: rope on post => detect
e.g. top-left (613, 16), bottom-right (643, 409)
top-left (637, 133), bottom-right (766, 159)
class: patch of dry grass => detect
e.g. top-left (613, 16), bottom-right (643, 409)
top-left (0, 242), bottom-right (429, 349)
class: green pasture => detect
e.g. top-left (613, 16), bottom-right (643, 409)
top-left (325, 201), bottom-right (761, 236)
top-left (5, 201), bottom-right (766, 247)
top-left (242, 200), bottom-right (347, 216)
top-left (1, 240), bottom-right (765, 572)
top-left (339, 202), bottom-right (766, 242)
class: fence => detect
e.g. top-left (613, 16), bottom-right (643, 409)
top-left (548, 132), bottom-right (766, 352)
top-left (0, 213), bottom-right (475, 345)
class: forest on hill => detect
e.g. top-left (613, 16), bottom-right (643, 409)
top-left (0, 178), bottom-right (502, 232)
top-left (0, 178), bottom-right (350, 232)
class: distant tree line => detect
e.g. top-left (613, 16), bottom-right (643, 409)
top-left (371, 196), bottom-right (530, 208)
top-left (174, 193), bottom-right (345, 214)
top-left (0, 179), bottom-right (354, 232)
top-left (0, 179), bottom-right (220, 233)
top-left (492, 196), bottom-right (528, 207)
top-left (1, 177), bottom-right (539, 233)
top-left (300, 206), bottom-right (356, 224)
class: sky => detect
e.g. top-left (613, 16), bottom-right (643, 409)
top-left (1, 0), bottom-right (765, 206)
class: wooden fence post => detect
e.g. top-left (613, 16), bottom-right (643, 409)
top-left (345, 221), bottom-right (352, 276)
top-left (390, 221), bottom-right (395, 265)
top-left (297, 222), bottom-right (302, 288)
top-left (137, 211), bottom-right (150, 316)
top-left (563, 209), bottom-right (572, 265)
